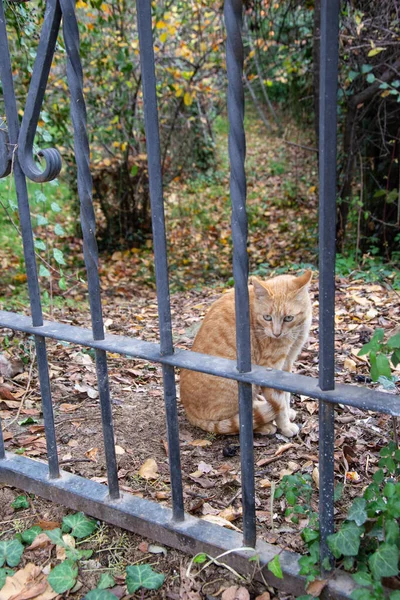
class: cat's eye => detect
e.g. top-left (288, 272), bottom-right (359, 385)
top-left (263, 314), bottom-right (272, 321)
top-left (284, 315), bottom-right (294, 322)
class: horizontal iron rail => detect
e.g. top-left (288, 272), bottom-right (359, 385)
top-left (0, 451), bottom-right (356, 600)
top-left (0, 309), bottom-right (398, 416)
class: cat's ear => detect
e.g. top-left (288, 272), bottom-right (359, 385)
top-left (251, 277), bottom-right (270, 299)
top-left (293, 270), bottom-right (312, 292)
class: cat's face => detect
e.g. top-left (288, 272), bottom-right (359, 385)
top-left (252, 271), bottom-right (312, 340)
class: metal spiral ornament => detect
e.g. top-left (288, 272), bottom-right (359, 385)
top-left (18, 0), bottom-right (62, 183)
top-left (59, 0), bottom-right (104, 341)
top-left (0, 129), bottom-right (11, 178)
top-left (224, 0), bottom-right (251, 373)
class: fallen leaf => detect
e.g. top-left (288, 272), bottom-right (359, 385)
top-left (0, 386), bottom-right (17, 401)
top-left (201, 514), bottom-right (242, 532)
top-left (259, 479), bottom-right (271, 488)
top-left (255, 593), bottom-right (270, 600)
top-left (218, 506), bottom-right (242, 522)
top-left (312, 466), bottom-right (320, 489)
top-left (138, 458), bottom-right (159, 480)
top-left (190, 439), bottom-right (212, 447)
top-left (346, 471), bottom-right (361, 482)
top-left (0, 563), bottom-right (57, 600)
top-left (344, 357), bottom-right (357, 372)
top-left (148, 544), bottom-right (167, 556)
top-left (306, 578), bottom-right (328, 597)
top-left (85, 447), bottom-right (99, 462)
top-left (115, 445), bottom-right (125, 455)
top-left (0, 355), bottom-right (23, 378)
top-left (197, 461), bottom-right (213, 473)
top-left (221, 586), bottom-right (250, 600)
top-left (26, 533), bottom-right (52, 551)
top-left (36, 520), bottom-right (60, 531)
top-left (138, 541), bottom-right (149, 553)
top-left (56, 534), bottom-right (75, 561)
top-left (59, 403), bottom-right (80, 413)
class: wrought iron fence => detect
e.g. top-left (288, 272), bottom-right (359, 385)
top-left (0, 0), bottom-right (399, 596)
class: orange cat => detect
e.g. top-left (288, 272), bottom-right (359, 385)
top-left (180, 271), bottom-right (312, 437)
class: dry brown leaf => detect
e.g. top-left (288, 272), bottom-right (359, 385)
top-left (365, 308), bottom-right (378, 320)
top-left (201, 514), bottom-right (242, 532)
top-left (190, 439), bottom-right (212, 447)
top-left (312, 466), bottom-right (320, 489)
top-left (275, 442), bottom-right (296, 456)
top-left (0, 386), bottom-right (17, 401)
top-left (138, 541), bottom-right (149, 553)
top-left (344, 357), bottom-right (357, 372)
top-left (221, 586), bottom-right (250, 600)
top-left (26, 533), bottom-right (52, 551)
top-left (306, 578), bottom-right (328, 597)
top-left (218, 506), bottom-right (242, 522)
top-left (85, 447), bottom-right (99, 462)
top-left (56, 534), bottom-right (75, 561)
top-left (138, 458), bottom-right (159, 480)
top-left (115, 445), bottom-right (125, 455)
top-left (36, 520), bottom-right (60, 530)
top-left (306, 401), bottom-right (318, 415)
top-left (255, 593), bottom-right (270, 600)
top-left (0, 563), bottom-right (57, 600)
top-left (259, 479), bottom-right (271, 488)
top-left (59, 403), bottom-right (80, 413)
top-left (352, 295), bottom-right (370, 307)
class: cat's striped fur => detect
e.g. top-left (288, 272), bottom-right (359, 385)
top-left (180, 271), bottom-right (312, 437)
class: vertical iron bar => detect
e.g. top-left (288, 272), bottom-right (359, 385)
top-left (318, 0), bottom-right (340, 571)
top-left (59, 0), bottom-right (119, 499)
top-left (136, 0), bottom-right (184, 521)
top-left (0, 418), bottom-right (4, 459)
top-left (0, 0), bottom-right (59, 477)
top-left (225, 0), bottom-right (255, 548)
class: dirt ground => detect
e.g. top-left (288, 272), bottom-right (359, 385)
top-left (1, 272), bottom-right (400, 598)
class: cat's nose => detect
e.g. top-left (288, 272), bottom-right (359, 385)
top-left (273, 331), bottom-right (282, 338)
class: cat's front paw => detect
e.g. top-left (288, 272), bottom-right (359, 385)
top-left (255, 422), bottom-right (277, 436)
top-left (288, 408), bottom-right (297, 422)
top-left (279, 422), bottom-right (300, 438)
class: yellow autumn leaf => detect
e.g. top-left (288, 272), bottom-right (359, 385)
top-left (184, 92), bottom-right (193, 106)
top-left (175, 87), bottom-right (183, 98)
top-left (76, 0), bottom-right (86, 7)
top-left (368, 47), bottom-right (385, 57)
top-left (156, 20), bottom-right (166, 29)
top-left (160, 32), bottom-right (168, 43)
top-left (138, 458), bottom-right (159, 480)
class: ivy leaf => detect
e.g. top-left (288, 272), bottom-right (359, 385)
top-left (0, 539), bottom-right (24, 567)
top-left (347, 498), bottom-right (367, 526)
top-left (53, 248), bottom-right (66, 265)
top-left (11, 495), bottom-right (30, 510)
top-left (36, 214), bottom-right (48, 226)
top-left (386, 520), bottom-right (400, 545)
top-left (126, 564), bottom-right (165, 593)
top-left (47, 559), bottom-right (78, 593)
top-left (388, 333), bottom-right (400, 349)
top-left (368, 543), bottom-right (399, 579)
top-left (62, 513), bottom-right (97, 539)
top-left (51, 201), bottom-right (62, 212)
top-left (34, 239), bottom-right (46, 251)
top-left (389, 593), bottom-right (400, 600)
top-left (352, 571), bottom-right (372, 587)
top-left (0, 568), bottom-right (14, 590)
top-left (327, 522), bottom-right (362, 558)
top-left (39, 265), bottom-right (50, 278)
top-left (19, 526), bottom-right (42, 545)
top-left (97, 573), bottom-right (115, 589)
top-left (351, 589), bottom-right (376, 600)
top-left (44, 528), bottom-right (66, 546)
top-left (267, 555), bottom-right (283, 579)
top-left (85, 591), bottom-right (118, 600)
top-left (54, 223), bottom-right (65, 236)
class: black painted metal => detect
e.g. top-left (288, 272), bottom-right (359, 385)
top-left (59, 0), bottom-right (119, 499)
top-left (225, 0), bottom-right (255, 549)
top-left (0, 0), bottom-right (387, 595)
top-left (0, 0), bottom-right (60, 479)
top-left (136, 0), bottom-right (184, 521)
top-left (318, 0), bottom-right (340, 569)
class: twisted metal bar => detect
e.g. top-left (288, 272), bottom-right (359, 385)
top-left (224, 0), bottom-right (255, 548)
top-left (136, 0), bottom-right (184, 521)
top-left (59, 0), bottom-right (119, 500)
top-left (0, 0), bottom-right (59, 478)
top-left (0, 129), bottom-right (11, 178)
top-left (18, 0), bottom-right (62, 183)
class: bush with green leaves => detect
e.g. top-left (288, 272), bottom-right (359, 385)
top-left (276, 444), bottom-right (400, 600)
top-left (358, 328), bottom-right (400, 389)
